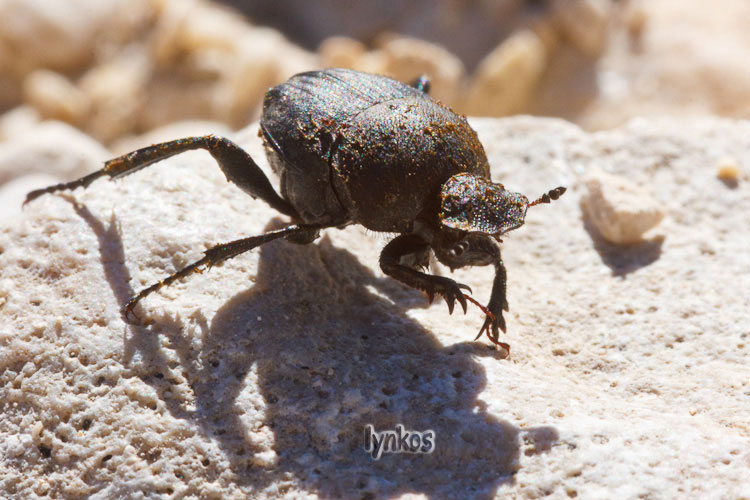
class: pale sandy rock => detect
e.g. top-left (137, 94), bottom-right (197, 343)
top-left (375, 36), bottom-right (466, 106)
top-left (580, 169), bottom-right (665, 244)
top-left (1, 116), bottom-right (749, 498)
top-left (136, 74), bottom-right (219, 136)
top-left (0, 121), bottom-right (110, 187)
top-left (227, 0), bottom-right (535, 70)
top-left (345, 49), bottom-right (390, 78)
top-left (623, 0), bottom-right (648, 38)
top-left (0, 66), bottom-right (21, 112)
top-left (149, 0), bottom-right (248, 62)
top-left (318, 34), bottom-right (466, 105)
top-left (219, 28), bottom-right (316, 127)
top-left (464, 30), bottom-right (547, 116)
top-left (528, 14), bottom-right (561, 54)
top-left (23, 70), bottom-right (90, 126)
top-left (320, 35), bottom-right (466, 106)
top-left (715, 156), bottom-right (742, 184)
top-left (318, 36), bottom-right (368, 69)
top-left (546, 0), bottom-right (750, 129)
top-left (146, 0), bottom-right (316, 130)
top-left (0, 0), bottom-right (155, 75)
top-left (0, 106), bottom-right (40, 142)
top-left (78, 53), bottom-right (151, 144)
top-left (0, 173), bottom-right (60, 222)
top-left (551, 0), bottom-right (612, 56)
top-left (0, 0), bottom-right (318, 145)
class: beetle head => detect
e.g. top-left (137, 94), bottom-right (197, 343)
top-left (439, 173), bottom-right (565, 239)
top-left (433, 231), bottom-right (497, 270)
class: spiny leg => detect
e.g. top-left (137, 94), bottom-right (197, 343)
top-left (471, 239), bottom-right (510, 351)
top-left (433, 232), bottom-right (510, 350)
top-left (25, 134), bottom-right (297, 218)
top-left (380, 234), bottom-right (469, 315)
top-left (124, 224), bottom-right (321, 322)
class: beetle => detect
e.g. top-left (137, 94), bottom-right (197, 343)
top-left (25, 68), bottom-right (565, 350)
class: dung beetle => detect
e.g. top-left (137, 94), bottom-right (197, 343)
top-left (25, 68), bottom-right (565, 350)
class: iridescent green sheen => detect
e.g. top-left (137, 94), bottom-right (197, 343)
top-left (439, 173), bottom-right (529, 236)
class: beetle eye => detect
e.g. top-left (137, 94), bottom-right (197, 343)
top-left (450, 241), bottom-right (469, 257)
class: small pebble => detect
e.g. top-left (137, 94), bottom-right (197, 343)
top-left (716, 157), bottom-right (741, 182)
top-left (581, 169), bottom-right (665, 244)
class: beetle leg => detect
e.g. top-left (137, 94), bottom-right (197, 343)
top-left (433, 233), bottom-right (509, 346)
top-left (410, 75), bottom-right (431, 94)
top-left (124, 224), bottom-right (321, 322)
top-left (473, 245), bottom-right (510, 347)
top-left (25, 134), bottom-right (298, 218)
top-left (380, 234), bottom-right (469, 315)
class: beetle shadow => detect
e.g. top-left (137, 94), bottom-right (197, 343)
top-left (74, 204), bottom-right (559, 499)
top-left (180, 231), bottom-right (560, 500)
top-left (583, 217), bottom-right (664, 276)
top-left (68, 199), bottom-right (135, 311)
top-left (69, 199), bottom-right (211, 433)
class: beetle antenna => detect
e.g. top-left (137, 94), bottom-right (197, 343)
top-left (528, 186), bottom-right (566, 208)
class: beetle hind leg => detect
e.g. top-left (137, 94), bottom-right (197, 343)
top-left (25, 134), bottom-right (298, 219)
top-left (124, 224), bottom-right (321, 322)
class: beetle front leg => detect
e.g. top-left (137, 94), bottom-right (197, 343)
top-left (464, 235), bottom-right (510, 352)
top-left (380, 234), bottom-right (469, 315)
top-left (433, 233), bottom-right (509, 347)
top-left (25, 135), bottom-right (298, 218)
top-left (475, 257), bottom-right (510, 348)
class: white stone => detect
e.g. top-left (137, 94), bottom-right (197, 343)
top-left (0, 106), bottom-right (40, 142)
top-left (1, 116), bottom-right (749, 498)
top-left (375, 35), bottom-right (466, 106)
top-left (580, 169), bottom-right (665, 244)
top-left (551, 0), bottom-right (612, 56)
top-left (0, 0), bottom-right (153, 74)
top-left (318, 36), bottom-right (368, 69)
top-left (464, 30), bottom-right (547, 117)
top-left (23, 69), bottom-right (90, 125)
top-left (0, 120), bottom-right (110, 186)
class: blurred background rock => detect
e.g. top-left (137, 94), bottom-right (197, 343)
top-left (1, 0), bottom-right (749, 160)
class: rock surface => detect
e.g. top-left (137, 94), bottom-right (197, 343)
top-left (1, 116), bottom-right (749, 499)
